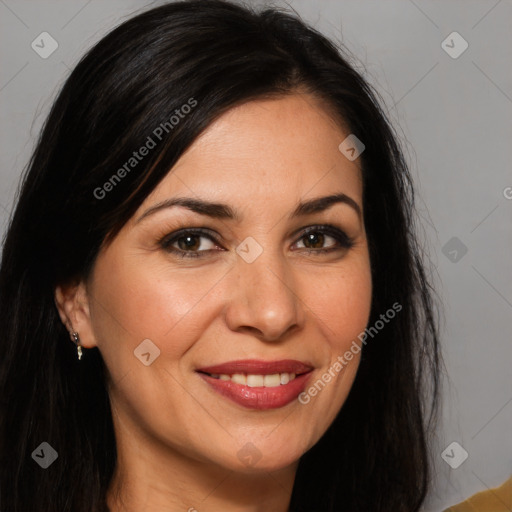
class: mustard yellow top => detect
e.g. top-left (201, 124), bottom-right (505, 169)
top-left (443, 476), bottom-right (512, 512)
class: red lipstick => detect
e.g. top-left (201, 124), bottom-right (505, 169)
top-left (196, 359), bottom-right (313, 410)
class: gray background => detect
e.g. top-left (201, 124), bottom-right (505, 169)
top-left (1, 1), bottom-right (511, 510)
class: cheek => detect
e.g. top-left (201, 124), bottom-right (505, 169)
top-left (88, 251), bottom-right (229, 373)
top-left (302, 259), bottom-right (371, 393)
top-left (304, 259), bottom-right (372, 351)
top-left (87, 253), bottom-right (231, 451)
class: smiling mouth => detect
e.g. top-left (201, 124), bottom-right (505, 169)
top-left (200, 372), bottom-right (298, 387)
top-left (196, 359), bottom-right (313, 410)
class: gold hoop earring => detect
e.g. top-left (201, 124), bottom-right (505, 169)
top-left (71, 331), bottom-right (83, 360)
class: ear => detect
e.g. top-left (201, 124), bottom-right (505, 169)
top-left (54, 280), bottom-right (98, 349)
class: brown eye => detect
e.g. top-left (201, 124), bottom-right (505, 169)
top-left (293, 225), bottom-right (355, 253)
top-left (176, 234), bottom-right (202, 251)
top-left (160, 229), bottom-right (222, 258)
top-left (302, 232), bottom-right (326, 249)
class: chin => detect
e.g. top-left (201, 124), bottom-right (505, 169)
top-left (222, 437), bottom-right (308, 474)
top-left (231, 454), bottom-right (301, 474)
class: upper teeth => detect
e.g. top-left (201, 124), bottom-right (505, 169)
top-left (208, 372), bottom-right (296, 387)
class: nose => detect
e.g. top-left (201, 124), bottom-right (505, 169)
top-left (224, 251), bottom-right (304, 342)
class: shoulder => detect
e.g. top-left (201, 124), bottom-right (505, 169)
top-left (443, 476), bottom-right (512, 512)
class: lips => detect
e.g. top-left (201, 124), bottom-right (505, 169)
top-left (196, 359), bottom-right (314, 410)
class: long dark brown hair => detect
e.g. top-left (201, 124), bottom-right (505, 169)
top-left (0, 1), bottom-right (440, 510)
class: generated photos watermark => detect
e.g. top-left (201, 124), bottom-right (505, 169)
top-left (298, 301), bottom-right (402, 404)
top-left (93, 97), bottom-right (197, 200)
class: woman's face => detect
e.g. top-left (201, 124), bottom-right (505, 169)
top-left (76, 93), bottom-right (372, 472)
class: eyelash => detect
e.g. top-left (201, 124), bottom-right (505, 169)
top-left (159, 225), bottom-right (355, 259)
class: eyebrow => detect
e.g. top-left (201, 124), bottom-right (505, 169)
top-left (136, 193), bottom-right (361, 224)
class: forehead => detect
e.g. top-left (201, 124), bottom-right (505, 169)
top-left (142, 94), bottom-right (363, 210)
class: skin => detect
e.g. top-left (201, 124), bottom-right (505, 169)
top-left (55, 93), bottom-right (372, 512)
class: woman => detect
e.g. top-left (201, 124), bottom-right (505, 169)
top-left (0, 1), bottom-right (441, 511)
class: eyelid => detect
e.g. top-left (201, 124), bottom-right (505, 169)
top-left (291, 224), bottom-right (354, 250)
top-left (291, 223), bottom-right (348, 240)
top-left (158, 227), bottom-right (223, 250)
